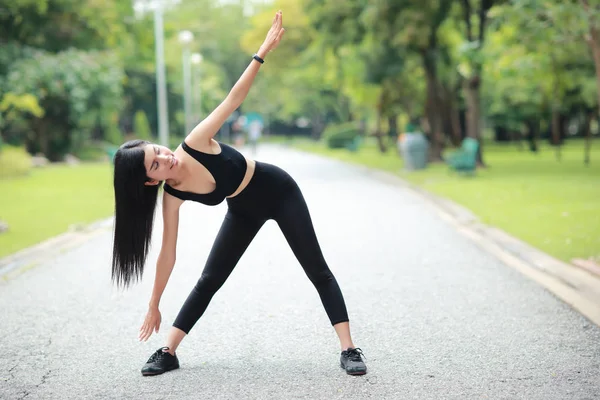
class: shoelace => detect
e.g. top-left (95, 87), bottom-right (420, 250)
top-left (346, 347), bottom-right (367, 362)
top-left (148, 347), bottom-right (171, 363)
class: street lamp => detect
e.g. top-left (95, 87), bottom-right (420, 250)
top-left (178, 30), bottom-right (194, 135)
top-left (191, 52), bottom-right (203, 124)
top-left (133, 0), bottom-right (181, 147)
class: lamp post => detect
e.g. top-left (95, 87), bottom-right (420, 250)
top-left (178, 30), bottom-right (194, 135)
top-left (133, 0), bottom-right (175, 147)
top-left (154, 4), bottom-right (169, 146)
top-left (191, 52), bottom-right (203, 124)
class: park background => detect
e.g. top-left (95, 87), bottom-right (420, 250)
top-left (0, 0), bottom-right (599, 272)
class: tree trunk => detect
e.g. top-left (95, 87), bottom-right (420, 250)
top-left (463, 75), bottom-right (485, 166)
top-left (311, 113), bottom-right (325, 140)
top-left (439, 84), bottom-right (461, 146)
top-left (422, 51), bottom-right (444, 161)
top-left (551, 108), bottom-right (562, 161)
top-left (550, 70), bottom-right (562, 161)
top-left (374, 93), bottom-right (387, 153)
top-left (388, 115), bottom-right (398, 148)
top-left (582, 0), bottom-right (598, 164)
top-left (584, 111), bottom-right (593, 165)
top-left (374, 112), bottom-right (386, 153)
top-left (449, 89), bottom-right (463, 146)
top-left (526, 119), bottom-right (539, 153)
top-left (587, 27), bottom-right (600, 166)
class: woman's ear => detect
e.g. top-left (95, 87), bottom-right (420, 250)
top-left (144, 179), bottom-right (160, 186)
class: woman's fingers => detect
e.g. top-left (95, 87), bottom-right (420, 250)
top-left (265, 10), bottom-right (283, 51)
top-left (139, 319), bottom-right (153, 341)
top-left (139, 326), bottom-right (147, 341)
top-left (272, 10), bottom-right (281, 31)
top-left (141, 326), bottom-right (152, 341)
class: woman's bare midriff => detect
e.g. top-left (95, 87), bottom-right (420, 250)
top-left (227, 157), bottom-right (255, 199)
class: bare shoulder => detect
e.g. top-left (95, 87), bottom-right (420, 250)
top-left (184, 133), bottom-right (222, 155)
top-left (162, 190), bottom-right (184, 216)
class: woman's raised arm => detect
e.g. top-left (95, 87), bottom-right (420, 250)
top-left (185, 10), bottom-right (285, 149)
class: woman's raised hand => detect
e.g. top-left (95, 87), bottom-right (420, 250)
top-left (261, 10), bottom-right (285, 53)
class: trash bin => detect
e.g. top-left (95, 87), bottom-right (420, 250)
top-left (345, 136), bottom-right (362, 152)
top-left (399, 132), bottom-right (428, 170)
top-left (106, 146), bottom-right (118, 164)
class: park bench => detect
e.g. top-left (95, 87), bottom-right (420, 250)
top-left (447, 137), bottom-right (479, 174)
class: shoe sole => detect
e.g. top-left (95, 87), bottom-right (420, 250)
top-left (340, 363), bottom-right (367, 376)
top-left (141, 366), bottom-right (180, 376)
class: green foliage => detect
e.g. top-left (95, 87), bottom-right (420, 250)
top-left (134, 110), bottom-right (152, 140)
top-left (2, 45), bottom-right (124, 160)
top-left (2, 0), bottom-right (598, 166)
top-left (0, 145), bottom-right (32, 179)
top-left (0, 0), bottom-right (128, 53)
top-left (322, 122), bottom-right (361, 149)
top-left (0, 93), bottom-right (44, 118)
top-left (104, 124), bottom-right (123, 146)
top-left (0, 92), bottom-right (44, 145)
top-left (482, 0), bottom-right (598, 136)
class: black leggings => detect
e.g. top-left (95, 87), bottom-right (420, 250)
top-left (172, 161), bottom-right (349, 334)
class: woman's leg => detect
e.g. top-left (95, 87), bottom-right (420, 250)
top-left (166, 210), bottom-right (265, 353)
top-left (274, 184), bottom-right (355, 351)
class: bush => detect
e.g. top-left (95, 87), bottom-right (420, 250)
top-left (74, 142), bottom-right (111, 162)
top-left (322, 122), bottom-right (361, 149)
top-left (0, 145), bottom-right (32, 179)
top-left (104, 125), bottom-right (124, 146)
top-left (134, 110), bottom-right (152, 140)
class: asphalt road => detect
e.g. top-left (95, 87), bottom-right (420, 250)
top-left (1, 144), bottom-right (599, 400)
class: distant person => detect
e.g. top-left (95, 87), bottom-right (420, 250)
top-left (247, 119), bottom-right (263, 155)
top-left (110, 11), bottom-right (367, 378)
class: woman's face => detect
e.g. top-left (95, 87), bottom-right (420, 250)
top-left (142, 143), bottom-right (179, 184)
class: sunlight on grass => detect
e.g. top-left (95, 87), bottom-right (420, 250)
top-left (0, 163), bottom-right (114, 258)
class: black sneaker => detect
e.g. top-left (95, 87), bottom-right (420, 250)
top-left (141, 347), bottom-right (180, 376)
top-left (340, 347), bottom-right (367, 375)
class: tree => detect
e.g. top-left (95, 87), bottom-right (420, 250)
top-left (2, 47), bottom-right (124, 160)
top-left (241, 0), bottom-right (355, 138)
top-left (456, 0), bottom-right (500, 166)
top-left (493, 0), bottom-right (598, 162)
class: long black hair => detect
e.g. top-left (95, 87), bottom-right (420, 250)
top-left (111, 140), bottom-right (160, 287)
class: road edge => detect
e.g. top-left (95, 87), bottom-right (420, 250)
top-left (289, 146), bottom-right (600, 327)
top-left (0, 217), bottom-right (114, 282)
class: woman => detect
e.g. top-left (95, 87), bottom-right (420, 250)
top-left (111, 11), bottom-right (366, 377)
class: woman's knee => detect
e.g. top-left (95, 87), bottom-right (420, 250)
top-left (306, 267), bottom-right (335, 287)
top-left (194, 273), bottom-right (225, 294)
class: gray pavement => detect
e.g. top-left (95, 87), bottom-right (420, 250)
top-left (1, 144), bottom-right (599, 400)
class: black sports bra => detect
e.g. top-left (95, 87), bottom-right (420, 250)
top-left (163, 140), bottom-right (247, 206)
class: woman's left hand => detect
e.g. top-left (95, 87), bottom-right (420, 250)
top-left (261, 10), bottom-right (285, 53)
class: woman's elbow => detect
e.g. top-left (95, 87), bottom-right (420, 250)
top-left (157, 251), bottom-right (176, 266)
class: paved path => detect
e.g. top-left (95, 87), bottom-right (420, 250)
top-left (1, 144), bottom-right (599, 400)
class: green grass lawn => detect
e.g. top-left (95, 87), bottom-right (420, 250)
top-left (0, 163), bottom-right (114, 258)
top-left (289, 136), bottom-right (600, 263)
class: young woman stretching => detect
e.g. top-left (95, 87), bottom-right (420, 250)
top-left (111, 11), bottom-right (366, 377)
